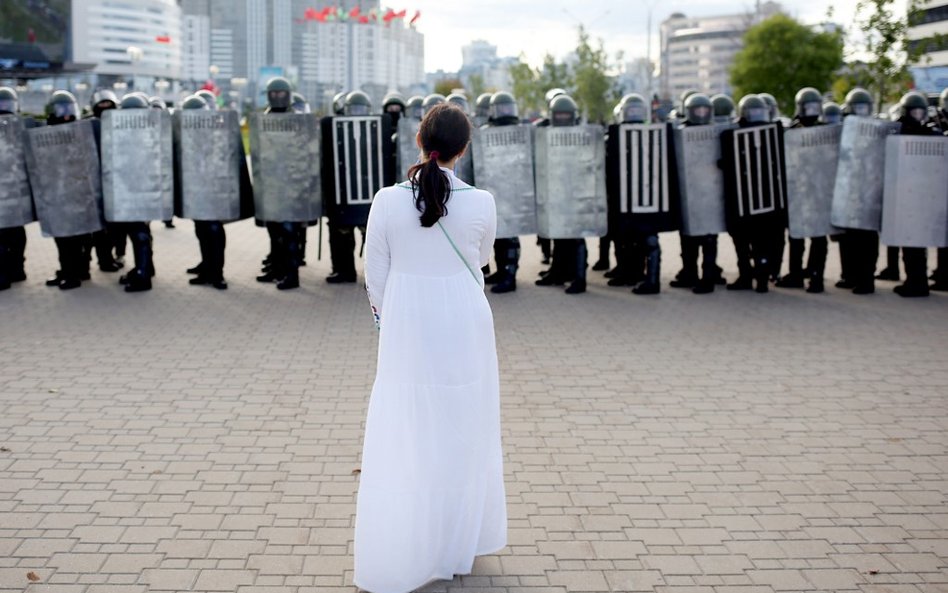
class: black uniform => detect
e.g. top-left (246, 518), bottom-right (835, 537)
top-left (87, 116), bottom-right (124, 272)
top-left (0, 114), bottom-right (36, 290)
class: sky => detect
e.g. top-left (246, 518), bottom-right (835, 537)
top-left (405, 0), bottom-right (908, 73)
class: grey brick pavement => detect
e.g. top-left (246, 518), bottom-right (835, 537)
top-left (0, 219), bottom-right (946, 593)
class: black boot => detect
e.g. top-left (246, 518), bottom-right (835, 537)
top-left (565, 239), bottom-right (587, 294)
top-left (592, 236), bottom-right (610, 271)
top-left (894, 247), bottom-right (929, 297)
top-left (632, 234), bottom-right (660, 295)
top-left (124, 227), bottom-right (153, 292)
top-left (326, 223), bottom-right (356, 283)
top-left (876, 246), bottom-right (900, 280)
top-left (491, 239), bottom-right (519, 294)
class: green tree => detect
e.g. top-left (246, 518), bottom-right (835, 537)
top-left (508, 57), bottom-right (544, 116)
top-left (853, 0), bottom-right (932, 108)
top-left (730, 14), bottom-right (844, 114)
top-left (467, 74), bottom-right (486, 98)
top-left (433, 78), bottom-right (463, 97)
top-left (572, 26), bottom-right (614, 123)
top-left (537, 53), bottom-right (573, 97)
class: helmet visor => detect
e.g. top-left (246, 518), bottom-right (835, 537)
top-left (0, 98), bottom-right (16, 114)
top-left (53, 102), bottom-right (78, 119)
top-left (823, 113), bottom-right (841, 124)
top-left (386, 104), bottom-right (403, 114)
top-left (853, 103), bottom-right (871, 116)
top-left (909, 107), bottom-right (926, 123)
top-left (745, 107), bottom-right (767, 123)
top-left (347, 104), bottom-right (370, 116)
top-left (268, 90), bottom-right (290, 110)
top-left (689, 105), bottom-right (710, 122)
top-left (803, 102), bottom-right (821, 117)
top-left (552, 111), bottom-right (575, 125)
top-left (492, 102), bottom-right (517, 119)
top-left (623, 104), bottom-right (647, 122)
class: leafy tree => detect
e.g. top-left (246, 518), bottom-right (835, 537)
top-left (508, 57), bottom-right (544, 116)
top-left (467, 74), bottom-right (486, 98)
top-left (572, 26), bottom-right (614, 123)
top-left (537, 54), bottom-right (573, 97)
top-left (730, 14), bottom-right (844, 114)
top-left (433, 78), bottom-right (463, 97)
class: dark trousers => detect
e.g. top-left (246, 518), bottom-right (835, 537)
top-left (847, 229), bottom-right (879, 291)
top-left (195, 220), bottom-right (226, 281)
top-left (328, 223), bottom-right (356, 277)
top-left (53, 235), bottom-right (90, 281)
top-left (902, 247), bottom-right (928, 288)
top-left (91, 229), bottom-right (115, 265)
top-left (678, 233), bottom-right (700, 279)
top-left (107, 222), bottom-right (128, 258)
top-left (730, 229), bottom-right (753, 280)
top-left (537, 237), bottom-right (551, 261)
top-left (935, 248), bottom-right (948, 284)
top-left (493, 237), bottom-right (521, 280)
top-left (787, 236), bottom-right (828, 279)
top-left (0, 226), bottom-right (27, 284)
top-left (548, 239), bottom-right (587, 283)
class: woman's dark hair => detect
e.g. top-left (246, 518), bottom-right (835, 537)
top-left (407, 103), bottom-right (472, 227)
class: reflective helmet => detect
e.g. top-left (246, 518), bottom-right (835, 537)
top-left (844, 87), bottom-right (873, 117)
top-left (679, 89), bottom-right (698, 113)
top-left (545, 88), bottom-right (567, 103)
top-left (181, 94), bottom-right (209, 110)
top-left (422, 93), bottom-right (446, 116)
top-left (685, 93), bottom-right (713, 125)
top-left (758, 93), bottom-right (778, 121)
top-left (382, 91), bottom-right (406, 114)
top-left (149, 96), bottom-right (166, 110)
top-left (738, 94), bottom-right (768, 124)
top-left (332, 91), bottom-right (347, 115)
top-left (45, 90), bottom-right (79, 123)
top-left (345, 90), bottom-right (372, 116)
top-left (794, 87), bottom-right (823, 119)
top-left (616, 93), bottom-right (647, 124)
top-left (446, 92), bottom-right (469, 114)
top-left (196, 89), bottom-right (218, 111)
top-left (489, 91), bottom-right (518, 121)
top-left (91, 88), bottom-right (119, 118)
top-left (291, 92), bottom-right (310, 114)
top-left (821, 102), bottom-right (842, 125)
top-left (900, 91), bottom-right (929, 123)
top-left (0, 86), bottom-right (18, 114)
top-left (940, 87), bottom-right (948, 112)
top-left (406, 95), bottom-right (423, 120)
top-left (120, 93), bottom-right (150, 109)
top-left (711, 94), bottom-right (735, 123)
top-left (550, 94), bottom-right (579, 127)
top-left (266, 77), bottom-right (293, 112)
top-left (475, 93), bottom-right (492, 119)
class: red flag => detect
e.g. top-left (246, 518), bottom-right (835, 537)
top-left (349, 6), bottom-right (361, 18)
top-left (394, 9), bottom-right (406, 18)
top-left (409, 10), bottom-right (420, 25)
top-left (155, 35), bottom-right (171, 43)
top-left (358, 15), bottom-right (370, 23)
top-left (303, 7), bottom-right (319, 20)
top-left (382, 8), bottom-right (396, 22)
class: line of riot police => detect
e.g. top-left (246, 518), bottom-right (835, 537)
top-left (1, 80), bottom-right (946, 298)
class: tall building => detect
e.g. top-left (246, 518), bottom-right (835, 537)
top-left (181, 0), bottom-right (210, 83)
top-left (908, 0), bottom-right (948, 93)
top-left (659, 2), bottom-right (782, 99)
top-left (71, 0), bottom-right (183, 80)
top-left (457, 39), bottom-right (515, 94)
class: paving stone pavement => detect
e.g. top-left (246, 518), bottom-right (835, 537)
top-left (1, 219), bottom-right (946, 593)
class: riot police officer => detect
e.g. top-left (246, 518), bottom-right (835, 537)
top-left (535, 94), bottom-right (589, 294)
top-left (932, 88), bottom-right (948, 292)
top-left (776, 87), bottom-right (828, 293)
top-left (711, 94), bottom-right (735, 124)
top-left (759, 93), bottom-right (780, 123)
top-left (382, 92), bottom-right (406, 128)
top-left (86, 89), bottom-right (126, 270)
top-left (891, 91), bottom-right (940, 297)
top-left (473, 93), bottom-right (492, 128)
top-left (291, 92), bottom-right (311, 114)
top-left (822, 102), bottom-right (842, 124)
top-left (195, 89), bottom-right (217, 111)
top-left (332, 91), bottom-right (347, 116)
top-left (256, 77), bottom-right (303, 290)
top-left (673, 93), bottom-right (723, 294)
top-left (0, 86), bottom-right (30, 290)
top-left (446, 92), bottom-right (470, 114)
top-left (406, 95), bottom-right (424, 121)
top-left (422, 93), bottom-right (446, 117)
top-left (180, 94), bottom-right (228, 290)
top-left (44, 91), bottom-right (92, 290)
top-left (482, 91), bottom-right (523, 294)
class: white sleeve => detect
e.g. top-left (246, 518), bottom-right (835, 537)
top-left (480, 192), bottom-right (497, 267)
top-left (364, 192), bottom-right (391, 326)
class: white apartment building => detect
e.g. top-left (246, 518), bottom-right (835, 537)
top-left (908, 0), bottom-right (948, 93)
top-left (71, 0), bottom-right (182, 80)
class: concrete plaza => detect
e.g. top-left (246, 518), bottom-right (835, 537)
top-left (1, 219), bottom-right (946, 593)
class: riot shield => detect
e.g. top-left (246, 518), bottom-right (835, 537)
top-left (174, 110), bottom-right (253, 221)
top-left (455, 146), bottom-right (475, 185)
top-left (830, 117), bottom-right (901, 231)
top-left (784, 124), bottom-right (842, 238)
top-left (471, 125), bottom-right (536, 238)
top-left (880, 135), bottom-right (948, 248)
top-left (249, 112), bottom-right (321, 223)
top-left (101, 109), bottom-right (174, 222)
top-left (0, 115), bottom-right (35, 228)
top-left (535, 125), bottom-right (607, 239)
top-left (326, 115), bottom-right (394, 226)
top-left (396, 118), bottom-right (420, 181)
top-left (720, 123), bottom-right (787, 229)
top-left (673, 123), bottom-right (732, 236)
top-left (23, 120), bottom-right (103, 237)
top-left (607, 123), bottom-right (679, 234)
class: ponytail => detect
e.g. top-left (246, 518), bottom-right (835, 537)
top-left (407, 103), bottom-right (472, 228)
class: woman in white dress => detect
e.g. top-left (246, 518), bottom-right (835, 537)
top-left (355, 103), bottom-right (507, 593)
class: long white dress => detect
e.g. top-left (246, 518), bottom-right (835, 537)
top-left (355, 168), bottom-right (507, 593)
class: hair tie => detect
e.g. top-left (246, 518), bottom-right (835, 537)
top-left (429, 150), bottom-right (440, 161)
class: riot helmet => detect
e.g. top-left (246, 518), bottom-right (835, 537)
top-left (489, 91), bottom-right (519, 122)
top-left (794, 87), bottom-right (823, 120)
top-left (679, 89), bottom-right (698, 113)
top-left (545, 88), bottom-right (567, 103)
top-left (550, 94), bottom-right (579, 127)
top-left (382, 92), bottom-right (406, 115)
top-left (843, 87), bottom-right (873, 117)
top-left (422, 93), bottom-right (446, 116)
top-left (0, 86), bottom-right (18, 114)
top-left (940, 87), bottom-right (948, 113)
top-left (899, 91), bottom-right (929, 123)
top-left (738, 94), bottom-right (768, 124)
top-left (685, 93), bottom-right (713, 125)
top-left (475, 93), bottom-right (492, 119)
top-left (406, 95), bottom-right (424, 120)
top-left (196, 89), bottom-right (218, 111)
top-left (45, 90), bottom-right (79, 124)
top-left (266, 77), bottom-right (293, 112)
top-left (291, 92), bottom-right (310, 114)
top-left (120, 93), bottom-right (149, 109)
top-left (181, 94), bottom-right (209, 110)
top-left (149, 96), bottom-right (166, 110)
top-left (446, 92), bottom-right (469, 114)
top-left (822, 102), bottom-right (842, 124)
top-left (758, 93), bottom-right (778, 121)
top-left (344, 90), bottom-right (372, 116)
top-left (332, 91), bottom-right (347, 115)
top-left (616, 93), bottom-right (647, 124)
top-left (91, 88), bottom-right (118, 118)
top-left (711, 94), bottom-right (735, 123)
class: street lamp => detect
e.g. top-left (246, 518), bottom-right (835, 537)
top-left (126, 46), bottom-right (143, 89)
top-left (209, 64), bottom-right (220, 81)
